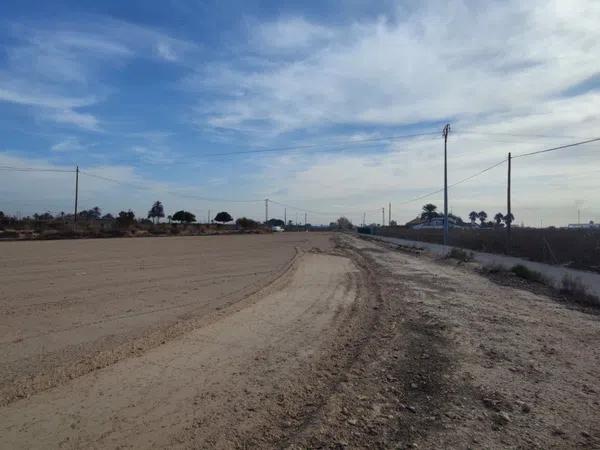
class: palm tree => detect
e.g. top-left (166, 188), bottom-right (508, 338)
top-left (478, 211), bottom-right (488, 226)
top-left (421, 203), bottom-right (438, 222)
top-left (147, 201), bottom-right (165, 224)
top-left (469, 211), bottom-right (478, 224)
top-left (494, 212), bottom-right (504, 226)
top-left (91, 206), bottom-right (101, 219)
top-left (503, 213), bottom-right (515, 226)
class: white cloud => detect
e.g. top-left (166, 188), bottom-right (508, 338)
top-left (51, 137), bottom-right (86, 153)
top-left (156, 42), bottom-right (178, 62)
top-left (131, 145), bottom-right (176, 165)
top-left (0, 17), bottom-right (199, 131)
top-left (193, 0), bottom-right (600, 135)
top-left (250, 17), bottom-right (335, 52)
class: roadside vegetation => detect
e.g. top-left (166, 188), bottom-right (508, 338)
top-left (480, 263), bottom-right (600, 309)
top-left (446, 247), bottom-right (474, 263)
top-left (369, 203), bottom-right (600, 273)
top-left (510, 264), bottom-right (547, 283)
top-left (0, 202), bottom-right (334, 241)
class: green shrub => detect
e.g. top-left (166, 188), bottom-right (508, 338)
top-left (447, 248), bottom-right (473, 262)
top-left (482, 263), bottom-right (505, 274)
top-left (510, 264), bottom-right (546, 283)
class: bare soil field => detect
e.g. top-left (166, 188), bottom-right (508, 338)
top-left (0, 233), bottom-right (331, 405)
top-left (1, 232), bottom-right (599, 449)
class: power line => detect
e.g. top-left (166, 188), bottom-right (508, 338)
top-left (79, 170), bottom-right (263, 203)
top-left (269, 199), bottom-right (380, 218)
top-left (512, 136), bottom-right (600, 159)
top-left (201, 131), bottom-right (440, 158)
top-left (455, 130), bottom-right (581, 140)
top-left (0, 165), bottom-right (75, 173)
top-left (397, 158), bottom-right (507, 206)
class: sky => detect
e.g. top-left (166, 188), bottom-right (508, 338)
top-left (0, 0), bottom-right (599, 226)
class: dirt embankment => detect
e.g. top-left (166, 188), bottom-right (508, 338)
top-left (1, 233), bottom-right (598, 448)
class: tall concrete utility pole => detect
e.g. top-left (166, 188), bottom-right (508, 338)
top-left (443, 124), bottom-right (451, 246)
top-left (73, 165), bottom-right (79, 229)
top-left (265, 199), bottom-right (269, 224)
top-left (284, 208), bottom-right (287, 225)
top-left (363, 212), bottom-right (366, 227)
top-left (304, 212), bottom-right (307, 230)
top-left (388, 202), bottom-right (391, 226)
top-left (382, 207), bottom-right (385, 227)
top-left (507, 152), bottom-right (512, 251)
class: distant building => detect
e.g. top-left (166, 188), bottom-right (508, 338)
top-left (567, 221), bottom-right (600, 229)
top-left (410, 216), bottom-right (463, 229)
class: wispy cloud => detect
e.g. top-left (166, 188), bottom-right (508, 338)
top-left (0, 16), bottom-right (199, 131)
top-left (190, 0), bottom-right (600, 136)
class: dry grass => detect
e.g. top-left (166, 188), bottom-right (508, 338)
top-left (560, 275), bottom-right (600, 307)
top-left (446, 248), bottom-right (474, 262)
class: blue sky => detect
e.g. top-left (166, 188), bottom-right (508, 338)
top-left (1, 0), bottom-right (599, 225)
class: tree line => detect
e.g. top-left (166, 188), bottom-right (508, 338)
top-left (420, 203), bottom-right (514, 228)
top-left (0, 200), bottom-right (291, 231)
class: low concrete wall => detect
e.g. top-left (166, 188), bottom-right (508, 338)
top-left (368, 234), bottom-right (600, 299)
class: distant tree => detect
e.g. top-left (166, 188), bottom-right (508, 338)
top-left (469, 211), bottom-right (478, 224)
top-left (39, 212), bottom-right (54, 221)
top-left (214, 211), bottom-right (233, 223)
top-left (478, 211), bottom-right (488, 226)
top-left (390, 220), bottom-right (398, 226)
top-left (288, 220), bottom-right (294, 227)
top-left (448, 213), bottom-right (464, 225)
top-left (91, 206), bottom-right (101, 219)
top-left (421, 204), bottom-right (438, 222)
top-left (336, 216), bottom-right (353, 230)
top-left (172, 210), bottom-right (196, 223)
top-left (116, 210), bottom-right (136, 228)
top-left (503, 213), bottom-right (515, 226)
top-left (147, 201), bottom-right (165, 224)
top-left (266, 218), bottom-right (285, 227)
top-left (236, 217), bottom-right (258, 229)
top-left (494, 212), bottom-right (504, 226)
top-left (102, 213), bottom-right (114, 220)
top-left (167, 215), bottom-right (172, 224)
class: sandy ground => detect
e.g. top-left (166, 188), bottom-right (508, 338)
top-left (0, 233), bottom-right (331, 405)
top-left (1, 232), bottom-right (599, 449)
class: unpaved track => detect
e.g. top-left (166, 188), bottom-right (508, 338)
top-left (0, 233), bottom-right (331, 405)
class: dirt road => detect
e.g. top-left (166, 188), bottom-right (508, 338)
top-left (1, 233), bottom-right (599, 448)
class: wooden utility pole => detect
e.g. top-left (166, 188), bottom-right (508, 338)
top-left (363, 212), bottom-right (366, 227)
top-left (382, 207), bottom-right (385, 227)
top-left (507, 152), bottom-right (512, 252)
top-left (73, 165), bottom-right (79, 229)
top-left (208, 209), bottom-right (211, 224)
top-left (284, 208), bottom-right (287, 225)
top-left (304, 212), bottom-right (307, 230)
top-left (388, 202), bottom-right (391, 225)
top-left (443, 124), bottom-right (450, 246)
